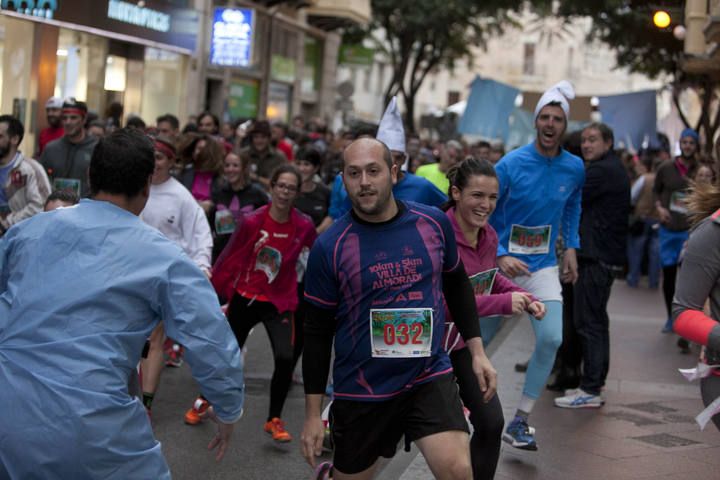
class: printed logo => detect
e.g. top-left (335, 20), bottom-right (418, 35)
top-left (395, 293), bottom-right (407, 302)
top-left (374, 251), bottom-right (388, 261)
top-left (402, 245), bottom-right (414, 256)
top-left (408, 291), bottom-right (423, 301)
top-left (273, 232), bottom-right (289, 238)
top-left (167, 215), bottom-right (175, 224)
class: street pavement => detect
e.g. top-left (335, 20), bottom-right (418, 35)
top-left (400, 281), bottom-right (720, 480)
top-left (152, 280), bottom-right (720, 479)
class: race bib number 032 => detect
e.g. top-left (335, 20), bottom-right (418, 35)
top-left (370, 308), bottom-right (433, 358)
top-left (508, 224), bottom-right (551, 255)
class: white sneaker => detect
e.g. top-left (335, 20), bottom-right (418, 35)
top-left (554, 389), bottom-right (604, 409)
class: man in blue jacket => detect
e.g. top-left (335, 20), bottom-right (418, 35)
top-left (491, 81), bottom-right (585, 451)
top-left (0, 129), bottom-right (244, 479)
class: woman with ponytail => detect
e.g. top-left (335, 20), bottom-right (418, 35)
top-left (673, 179), bottom-right (720, 430)
top-left (443, 157), bottom-right (546, 478)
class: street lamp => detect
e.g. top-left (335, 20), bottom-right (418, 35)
top-left (653, 10), bottom-right (671, 29)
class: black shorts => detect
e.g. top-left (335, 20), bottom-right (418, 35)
top-left (330, 373), bottom-right (468, 475)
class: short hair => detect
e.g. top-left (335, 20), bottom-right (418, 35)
top-left (45, 189), bottom-right (79, 207)
top-left (474, 140), bottom-right (491, 149)
top-left (583, 122), bottom-right (614, 145)
top-left (270, 164), bottom-right (302, 189)
top-left (343, 138), bottom-right (393, 169)
top-left (0, 114), bottom-right (24, 145)
top-left (126, 115), bottom-right (146, 130)
top-left (88, 129), bottom-right (154, 198)
top-left (88, 120), bottom-right (106, 132)
top-left (156, 114), bottom-right (180, 130)
top-left (295, 147), bottom-right (322, 167)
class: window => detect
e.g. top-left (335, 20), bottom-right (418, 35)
top-left (523, 43), bottom-right (535, 76)
top-left (376, 63), bottom-right (386, 94)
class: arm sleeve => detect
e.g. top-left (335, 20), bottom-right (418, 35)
top-left (4, 170), bottom-right (44, 227)
top-left (630, 176), bottom-right (646, 206)
top-left (160, 258), bottom-right (244, 423)
top-left (581, 162), bottom-right (605, 206)
top-left (561, 166), bottom-right (584, 249)
top-left (328, 175), bottom-right (350, 220)
top-left (443, 262), bottom-right (482, 341)
top-left (493, 161), bottom-right (510, 258)
top-left (186, 200), bottom-right (213, 270)
top-left (672, 220), bottom-right (720, 351)
top-left (302, 302), bottom-right (337, 394)
top-left (475, 272), bottom-right (536, 317)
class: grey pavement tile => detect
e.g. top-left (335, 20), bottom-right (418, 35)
top-left (680, 445), bottom-right (720, 466)
top-left (603, 452), bottom-right (707, 478)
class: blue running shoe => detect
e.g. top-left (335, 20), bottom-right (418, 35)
top-left (554, 389), bottom-right (604, 409)
top-left (502, 416), bottom-right (538, 451)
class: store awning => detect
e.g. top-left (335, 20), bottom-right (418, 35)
top-left (305, 0), bottom-right (371, 30)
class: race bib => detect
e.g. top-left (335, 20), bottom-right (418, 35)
top-left (469, 268), bottom-right (498, 296)
top-left (669, 191), bottom-right (688, 214)
top-left (370, 308), bottom-right (433, 358)
top-left (255, 246), bottom-right (282, 284)
top-left (214, 208), bottom-right (237, 235)
top-left (509, 224), bottom-right (551, 255)
top-left (53, 178), bottom-right (81, 197)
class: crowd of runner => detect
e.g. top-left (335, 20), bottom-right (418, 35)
top-left (1, 81), bottom-right (720, 480)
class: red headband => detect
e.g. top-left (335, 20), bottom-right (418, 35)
top-left (154, 141), bottom-right (176, 161)
top-left (62, 107), bottom-right (86, 117)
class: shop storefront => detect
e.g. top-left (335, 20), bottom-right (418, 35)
top-left (207, 2), bottom-right (329, 125)
top-left (0, 0), bottom-right (199, 152)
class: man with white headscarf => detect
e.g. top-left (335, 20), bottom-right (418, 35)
top-left (489, 81), bottom-right (585, 451)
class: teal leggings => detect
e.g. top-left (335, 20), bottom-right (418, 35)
top-left (523, 300), bottom-right (563, 399)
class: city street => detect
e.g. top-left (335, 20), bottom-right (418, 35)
top-left (152, 281), bottom-right (720, 479)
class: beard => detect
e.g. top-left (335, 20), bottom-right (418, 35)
top-left (48, 116), bottom-right (61, 128)
top-left (0, 144), bottom-right (10, 159)
top-left (352, 186), bottom-right (393, 216)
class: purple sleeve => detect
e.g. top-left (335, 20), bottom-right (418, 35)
top-left (474, 271), bottom-right (538, 317)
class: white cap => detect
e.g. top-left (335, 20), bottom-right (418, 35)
top-left (45, 96), bottom-right (63, 109)
top-left (376, 96), bottom-right (405, 153)
top-left (534, 81), bottom-right (575, 120)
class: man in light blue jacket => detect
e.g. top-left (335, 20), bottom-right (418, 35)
top-left (490, 81), bottom-right (585, 451)
top-left (0, 129), bottom-right (244, 479)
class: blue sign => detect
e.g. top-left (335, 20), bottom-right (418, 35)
top-left (210, 7), bottom-right (254, 67)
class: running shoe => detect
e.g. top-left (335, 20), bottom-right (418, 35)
top-left (662, 317), bottom-right (673, 333)
top-left (678, 337), bottom-right (691, 354)
top-left (502, 416), bottom-right (537, 451)
top-left (554, 389), bottom-right (605, 409)
top-left (165, 343), bottom-right (184, 367)
top-left (184, 397), bottom-right (209, 425)
top-left (264, 417), bottom-right (292, 442)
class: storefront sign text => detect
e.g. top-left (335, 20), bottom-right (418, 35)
top-left (107, 0), bottom-right (170, 33)
top-left (210, 8), bottom-right (254, 67)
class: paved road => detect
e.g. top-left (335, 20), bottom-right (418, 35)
top-left (152, 327), bottom-right (323, 480)
top-left (153, 281), bottom-right (720, 479)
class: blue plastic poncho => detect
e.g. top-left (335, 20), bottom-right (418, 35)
top-left (0, 199), bottom-right (244, 479)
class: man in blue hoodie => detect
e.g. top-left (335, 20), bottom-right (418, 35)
top-left (490, 81), bottom-right (585, 451)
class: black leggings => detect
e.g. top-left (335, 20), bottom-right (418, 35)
top-left (228, 294), bottom-right (295, 421)
top-left (450, 348), bottom-right (504, 480)
top-left (662, 265), bottom-right (678, 318)
top-left (701, 375), bottom-right (720, 431)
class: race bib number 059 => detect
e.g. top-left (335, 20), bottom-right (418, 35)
top-left (370, 308), bottom-right (433, 358)
top-left (509, 224), bottom-right (551, 255)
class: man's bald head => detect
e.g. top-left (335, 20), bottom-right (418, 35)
top-left (343, 137), bottom-right (393, 170)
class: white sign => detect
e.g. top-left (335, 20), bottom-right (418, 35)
top-left (107, 0), bottom-right (171, 33)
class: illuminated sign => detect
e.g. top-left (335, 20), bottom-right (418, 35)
top-left (1, 0), bottom-right (57, 18)
top-left (210, 7), bottom-right (254, 67)
top-left (107, 0), bottom-right (170, 33)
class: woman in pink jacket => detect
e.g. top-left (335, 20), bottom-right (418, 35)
top-left (443, 157), bottom-right (545, 479)
top-left (184, 164), bottom-right (316, 443)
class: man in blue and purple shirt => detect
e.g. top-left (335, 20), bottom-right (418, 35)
top-left (300, 137), bottom-right (496, 479)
